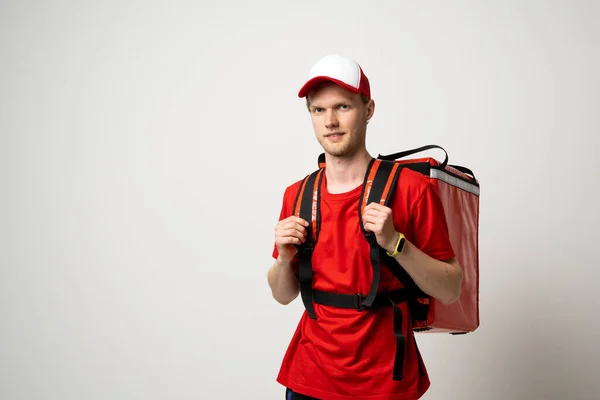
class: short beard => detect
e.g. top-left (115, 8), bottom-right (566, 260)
top-left (317, 125), bottom-right (366, 158)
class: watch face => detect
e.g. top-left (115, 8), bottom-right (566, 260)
top-left (399, 237), bottom-right (406, 251)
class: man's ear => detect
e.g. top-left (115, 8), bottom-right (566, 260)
top-left (366, 99), bottom-right (375, 120)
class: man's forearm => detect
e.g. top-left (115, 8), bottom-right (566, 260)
top-left (267, 256), bottom-right (300, 305)
top-left (392, 239), bottom-right (463, 304)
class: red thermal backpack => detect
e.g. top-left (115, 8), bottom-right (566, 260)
top-left (292, 144), bottom-right (480, 381)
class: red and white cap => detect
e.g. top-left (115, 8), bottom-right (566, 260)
top-left (297, 54), bottom-right (371, 99)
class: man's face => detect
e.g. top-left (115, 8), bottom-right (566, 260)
top-left (307, 82), bottom-right (374, 158)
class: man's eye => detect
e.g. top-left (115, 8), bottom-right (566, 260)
top-left (340, 105), bottom-right (349, 110)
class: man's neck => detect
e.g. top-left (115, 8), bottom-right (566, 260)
top-left (324, 150), bottom-right (373, 194)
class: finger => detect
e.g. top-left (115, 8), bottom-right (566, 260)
top-left (279, 236), bottom-right (303, 245)
top-left (275, 217), bottom-right (304, 230)
top-left (285, 216), bottom-right (309, 227)
top-left (361, 218), bottom-right (375, 232)
top-left (362, 215), bottom-right (384, 233)
top-left (362, 205), bottom-right (386, 218)
top-left (364, 202), bottom-right (383, 211)
top-left (279, 228), bottom-right (306, 241)
top-left (276, 236), bottom-right (303, 248)
top-left (362, 210), bottom-right (383, 222)
top-left (278, 222), bottom-right (308, 237)
top-left (284, 220), bottom-right (309, 230)
top-left (363, 221), bottom-right (377, 233)
top-left (275, 225), bottom-right (307, 241)
top-left (362, 212), bottom-right (384, 225)
top-left (280, 218), bottom-right (310, 232)
top-left (365, 203), bottom-right (391, 215)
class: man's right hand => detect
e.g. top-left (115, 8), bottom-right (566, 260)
top-left (275, 216), bottom-right (309, 262)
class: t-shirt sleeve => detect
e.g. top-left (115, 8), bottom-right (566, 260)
top-left (410, 182), bottom-right (456, 261)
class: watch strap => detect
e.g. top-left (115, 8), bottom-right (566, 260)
top-left (386, 232), bottom-right (406, 257)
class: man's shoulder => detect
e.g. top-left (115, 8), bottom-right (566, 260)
top-left (385, 165), bottom-right (436, 217)
top-left (279, 171), bottom-right (318, 205)
top-left (282, 176), bottom-right (309, 196)
top-left (396, 165), bottom-right (432, 194)
top-left (286, 176), bottom-right (307, 191)
top-left (282, 167), bottom-right (324, 195)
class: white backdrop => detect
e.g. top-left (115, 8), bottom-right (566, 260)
top-left (2, 1), bottom-right (599, 399)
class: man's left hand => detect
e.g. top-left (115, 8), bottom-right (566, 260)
top-left (361, 202), bottom-right (399, 254)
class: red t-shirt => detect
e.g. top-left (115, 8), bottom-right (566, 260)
top-left (272, 166), bottom-right (455, 400)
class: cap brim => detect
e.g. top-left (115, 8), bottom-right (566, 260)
top-left (297, 76), bottom-right (361, 98)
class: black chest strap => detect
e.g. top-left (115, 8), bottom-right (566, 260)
top-left (312, 287), bottom-right (425, 380)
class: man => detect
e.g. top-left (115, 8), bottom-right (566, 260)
top-left (267, 54), bottom-right (463, 400)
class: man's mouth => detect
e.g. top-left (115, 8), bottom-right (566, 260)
top-left (325, 132), bottom-right (345, 139)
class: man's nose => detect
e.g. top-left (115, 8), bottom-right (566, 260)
top-left (325, 110), bottom-right (339, 128)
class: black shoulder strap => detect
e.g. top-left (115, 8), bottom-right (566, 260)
top-left (292, 168), bottom-right (324, 319)
top-left (357, 158), bottom-right (403, 308)
top-left (358, 158), bottom-right (430, 320)
top-left (357, 159), bottom-right (419, 380)
top-left (318, 153), bottom-right (326, 169)
top-left (374, 147), bottom-right (439, 320)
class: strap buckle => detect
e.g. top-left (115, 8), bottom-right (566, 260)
top-left (355, 293), bottom-right (367, 311)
